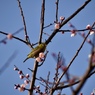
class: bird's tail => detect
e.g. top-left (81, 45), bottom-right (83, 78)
top-left (23, 57), bottom-right (29, 63)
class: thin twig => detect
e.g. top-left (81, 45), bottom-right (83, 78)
top-left (0, 31), bottom-right (28, 44)
top-left (17, 0), bottom-right (28, 41)
top-left (39, 0), bottom-right (45, 44)
top-left (0, 51), bottom-right (17, 75)
top-left (44, 22), bottom-right (54, 29)
top-left (0, 28), bottom-right (23, 44)
top-left (59, 27), bottom-right (95, 33)
top-left (55, 0), bottom-right (59, 22)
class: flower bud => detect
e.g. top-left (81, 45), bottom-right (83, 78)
top-left (7, 33), bottom-right (13, 39)
top-left (90, 30), bottom-right (95, 35)
top-left (36, 57), bottom-right (42, 62)
top-left (55, 23), bottom-right (60, 29)
top-left (24, 80), bottom-right (29, 85)
top-left (60, 16), bottom-right (65, 21)
top-left (19, 75), bottom-right (24, 79)
top-left (18, 70), bottom-right (22, 74)
top-left (39, 52), bottom-right (45, 58)
top-left (86, 24), bottom-right (91, 30)
top-left (25, 74), bottom-right (30, 78)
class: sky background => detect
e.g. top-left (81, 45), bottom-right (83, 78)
top-left (0, 0), bottom-right (95, 95)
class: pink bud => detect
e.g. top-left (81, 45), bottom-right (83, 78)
top-left (7, 33), bottom-right (13, 39)
top-left (24, 80), bottom-right (29, 85)
top-left (86, 24), bottom-right (91, 30)
top-left (18, 84), bottom-right (25, 92)
top-left (91, 92), bottom-right (94, 95)
top-left (14, 67), bottom-right (18, 71)
top-left (36, 57), bottom-right (42, 62)
top-left (90, 30), bottom-right (95, 35)
top-left (55, 23), bottom-right (60, 29)
top-left (19, 75), bottom-right (24, 79)
top-left (79, 93), bottom-right (83, 95)
top-left (37, 85), bottom-right (40, 89)
top-left (25, 74), bottom-right (30, 78)
top-left (71, 33), bottom-right (76, 37)
top-left (14, 84), bottom-right (20, 89)
top-left (39, 52), bottom-right (45, 58)
top-left (18, 70), bottom-right (22, 74)
top-left (60, 16), bottom-right (65, 21)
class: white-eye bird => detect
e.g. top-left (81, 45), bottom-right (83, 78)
top-left (23, 43), bottom-right (46, 62)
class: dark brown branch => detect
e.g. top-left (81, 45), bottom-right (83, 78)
top-left (55, 0), bottom-right (59, 22)
top-left (39, 0), bottom-right (45, 44)
top-left (28, 61), bottom-right (39, 95)
top-left (17, 0), bottom-right (30, 42)
top-left (45, 0), bottom-right (91, 45)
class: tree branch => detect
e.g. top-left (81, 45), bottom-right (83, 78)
top-left (45, 0), bottom-right (91, 45)
top-left (39, 0), bottom-right (45, 44)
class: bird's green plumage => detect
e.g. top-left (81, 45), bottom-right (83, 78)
top-left (23, 43), bottom-right (46, 62)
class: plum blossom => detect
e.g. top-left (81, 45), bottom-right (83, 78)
top-left (55, 23), bottom-right (60, 29)
top-left (86, 24), bottom-right (91, 30)
top-left (18, 84), bottom-right (25, 92)
top-left (39, 52), bottom-right (45, 58)
top-left (60, 16), bottom-right (65, 21)
top-left (36, 57), bottom-right (42, 62)
top-left (90, 30), bottom-right (95, 35)
top-left (7, 33), bottom-right (13, 39)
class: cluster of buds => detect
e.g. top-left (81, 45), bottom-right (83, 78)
top-left (54, 16), bottom-right (65, 30)
top-left (86, 24), bottom-right (95, 35)
top-left (14, 66), bottom-right (30, 92)
top-left (68, 22), bottom-right (77, 37)
top-left (34, 85), bottom-right (43, 94)
top-left (36, 52), bottom-right (45, 62)
top-left (33, 85), bottom-right (48, 95)
top-left (14, 84), bottom-right (25, 92)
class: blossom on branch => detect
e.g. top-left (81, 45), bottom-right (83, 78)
top-left (18, 84), bottom-right (25, 92)
top-left (7, 33), bottom-right (13, 39)
top-left (55, 23), bottom-right (60, 29)
top-left (36, 57), bottom-right (42, 62)
top-left (39, 52), bottom-right (45, 58)
top-left (86, 24), bottom-right (91, 30)
top-left (70, 30), bottom-right (76, 37)
top-left (60, 16), bottom-right (65, 21)
top-left (90, 30), bottom-right (95, 35)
